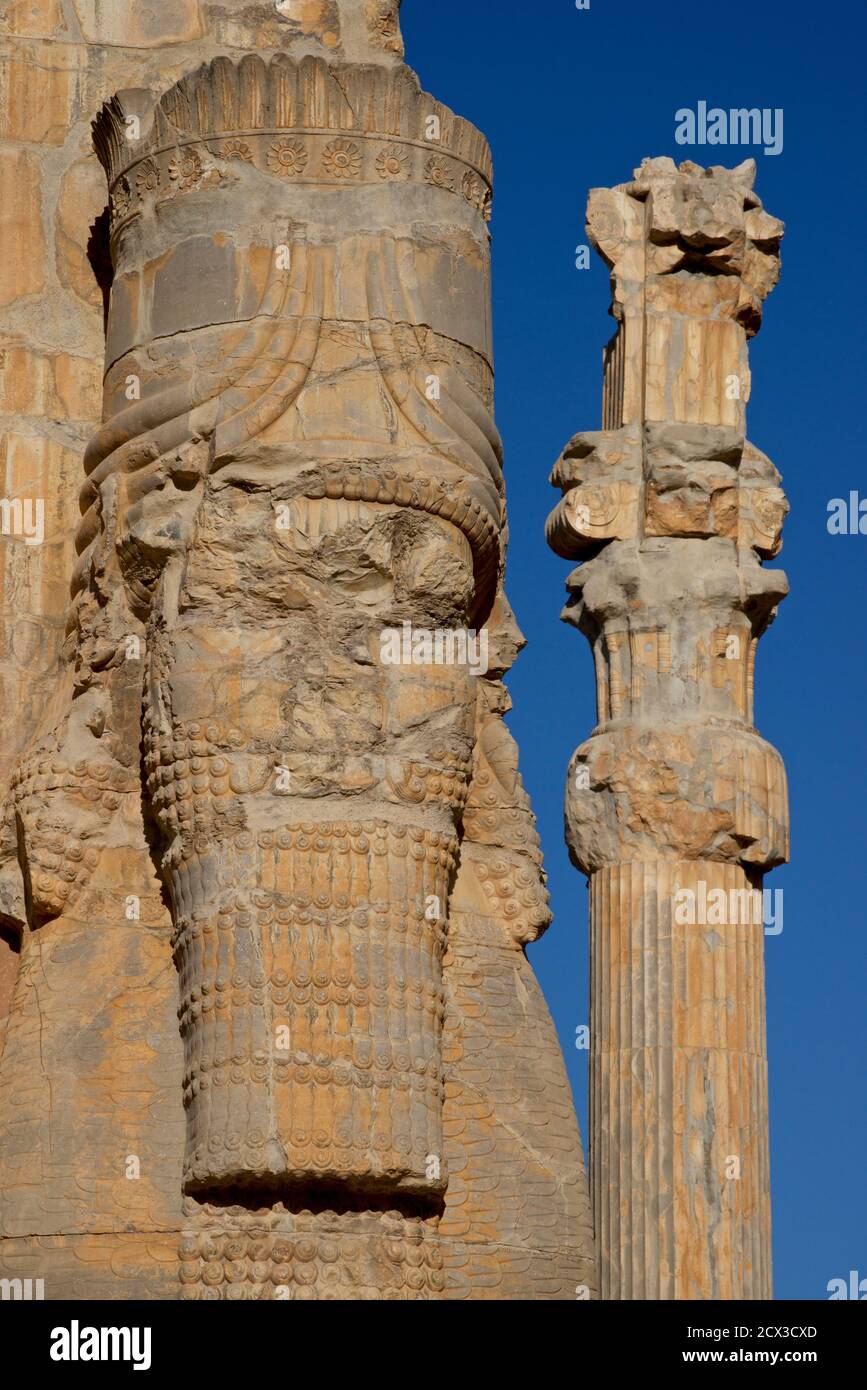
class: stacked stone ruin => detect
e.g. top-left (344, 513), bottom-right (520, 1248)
top-left (0, 1), bottom-right (785, 1300)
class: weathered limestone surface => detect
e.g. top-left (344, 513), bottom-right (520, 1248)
top-left (0, 1), bottom-right (595, 1299)
top-left (0, 0), bottom-right (407, 795)
top-left (547, 157), bottom-right (788, 1299)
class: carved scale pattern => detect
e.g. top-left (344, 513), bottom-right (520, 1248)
top-left (179, 1201), bottom-right (444, 1301)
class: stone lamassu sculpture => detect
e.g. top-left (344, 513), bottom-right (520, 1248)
top-left (547, 157), bottom-right (788, 1299)
top-left (0, 18), bottom-right (594, 1299)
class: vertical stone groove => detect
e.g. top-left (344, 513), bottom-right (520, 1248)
top-left (547, 156), bottom-right (788, 1299)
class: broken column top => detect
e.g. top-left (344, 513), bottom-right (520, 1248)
top-left (267, 0), bottom-right (405, 64)
top-left (586, 156), bottom-right (784, 337)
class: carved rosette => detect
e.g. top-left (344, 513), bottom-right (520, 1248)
top-left (53, 43), bottom-right (504, 1298)
top-left (92, 55), bottom-right (493, 250)
top-left (0, 12), bottom-right (593, 1306)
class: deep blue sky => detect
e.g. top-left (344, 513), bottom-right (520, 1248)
top-left (403, 0), bottom-right (866, 1300)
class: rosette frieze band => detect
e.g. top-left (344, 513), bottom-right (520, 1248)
top-left (0, 13), bottom-right (594, 1302)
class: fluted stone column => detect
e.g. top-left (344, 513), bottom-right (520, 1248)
top-left (547, 158), bottom-right (789, 1299)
